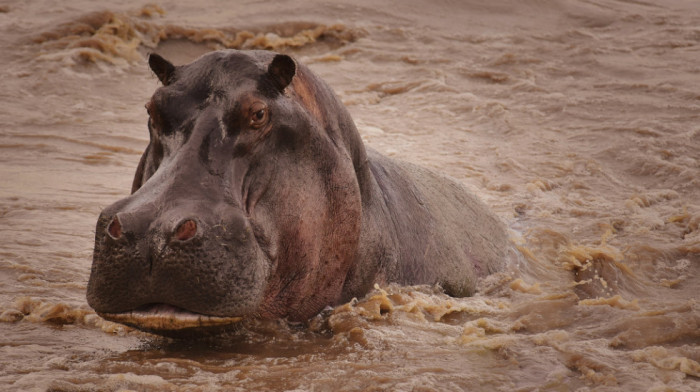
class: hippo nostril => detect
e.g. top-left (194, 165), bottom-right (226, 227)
top-left (107, 216), bottom-right (122, 239)
top-left (175, 219), bottom-right (197, 241)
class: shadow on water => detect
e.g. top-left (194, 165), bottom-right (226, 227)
top-left (119, 316), bottom-right (345, 363)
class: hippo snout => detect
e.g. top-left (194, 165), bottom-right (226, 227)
top-left (87, 197), bottom-right (270, 333)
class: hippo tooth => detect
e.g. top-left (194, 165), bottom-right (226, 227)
top-left (97, 305), bottom-right (242, 331)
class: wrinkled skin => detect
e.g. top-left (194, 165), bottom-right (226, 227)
top-left (87, 50), bottom-right (516, 336)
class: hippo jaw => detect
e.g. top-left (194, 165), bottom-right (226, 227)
top-left (97, 303), bottom-right (242, 336)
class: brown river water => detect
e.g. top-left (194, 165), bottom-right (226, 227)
top-left (1, 0), bottom-right (698, 390)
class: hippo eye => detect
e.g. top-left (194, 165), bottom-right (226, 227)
top-left (145, 100), bottom-right (167, 135)
top-left (249, 102), bottom-right (269, 129)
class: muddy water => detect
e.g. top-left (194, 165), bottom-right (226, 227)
top-left (1, 0), bottom-right (698, 390)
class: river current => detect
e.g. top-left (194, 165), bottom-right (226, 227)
top-left (0, 1), bottom-right (698, 391)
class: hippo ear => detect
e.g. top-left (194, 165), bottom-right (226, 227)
top-left (149, 53), bottom-right (175, 85)
top-left (267, 54), bottom-right (296, 91)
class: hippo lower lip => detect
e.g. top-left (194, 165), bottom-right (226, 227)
top-left (98, 304), bottom-right (243, 331)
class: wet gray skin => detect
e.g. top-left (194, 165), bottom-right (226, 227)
top-left (86, 50), bottom-right (516, 337)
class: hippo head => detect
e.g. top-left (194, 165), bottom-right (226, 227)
top-left (87, 50), bottom-right (366, 336)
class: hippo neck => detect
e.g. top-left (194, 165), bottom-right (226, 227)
top-left (291, 63), bottom-right (370, 188)
top-left (342, 147), bottom-right (407, 300)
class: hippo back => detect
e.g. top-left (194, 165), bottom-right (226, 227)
top-left (345, 147), bottom-right (512, 299)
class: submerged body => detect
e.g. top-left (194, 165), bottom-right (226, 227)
top-left (86, 50), bottom-right (514, 335)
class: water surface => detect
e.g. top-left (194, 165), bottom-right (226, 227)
top-left (0, 1), bottom-right (698, 390)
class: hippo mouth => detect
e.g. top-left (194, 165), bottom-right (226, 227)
top-left (98, 303), bottom-right (243, 335)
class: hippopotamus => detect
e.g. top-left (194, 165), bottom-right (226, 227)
top-left (87, 49), bottom-right (515, 336)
